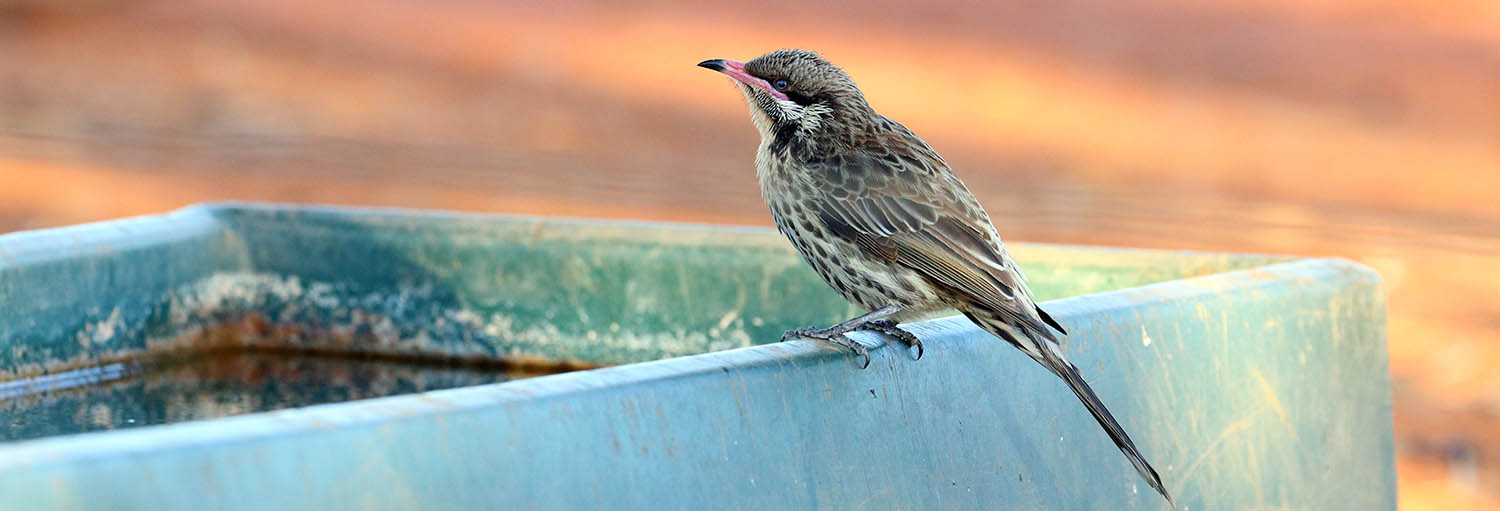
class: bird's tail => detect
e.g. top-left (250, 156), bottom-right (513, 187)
top-left (1045, 350), bottom-right (1173, 506)
top-left (966, 311), bottom-right (1174, 506)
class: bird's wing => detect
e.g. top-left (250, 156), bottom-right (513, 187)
top-left (808, 123), bottom-right (1064, 341)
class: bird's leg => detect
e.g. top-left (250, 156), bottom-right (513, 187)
top-left (812, 304), bottom-right (902, 335)
top-left (782, 305), bottom-right (923, 367)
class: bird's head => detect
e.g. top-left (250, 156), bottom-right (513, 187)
top-left (698, 49), bottom-right (872, 149)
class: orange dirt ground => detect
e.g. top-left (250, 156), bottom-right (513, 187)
top-left (2, 2), bottom-right (1498, 508)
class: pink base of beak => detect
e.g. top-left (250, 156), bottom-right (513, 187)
top-left (702, 59), bottom-right (790, 102)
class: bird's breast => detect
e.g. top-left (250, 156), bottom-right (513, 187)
top-left (759, 180), bottom-right (943, 311)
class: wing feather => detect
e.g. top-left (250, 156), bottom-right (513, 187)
top-left (809, 119), bottom-right (1063, 340)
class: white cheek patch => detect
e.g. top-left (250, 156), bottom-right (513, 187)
top-left (767, 97), bottom-right (804, 124)
top-left (738, 86), bottom-right (829, 141)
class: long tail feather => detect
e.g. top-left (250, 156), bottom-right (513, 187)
top-left (968, 311), bottom-right (1174, 506)
top-left (1046, 351), bottom-right (1173, 506)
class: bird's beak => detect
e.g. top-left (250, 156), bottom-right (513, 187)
top-left (697, 58), bottom-right (790, 101)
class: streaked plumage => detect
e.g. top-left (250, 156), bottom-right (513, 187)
top-left (699, 49), bottom-right (1172, 505)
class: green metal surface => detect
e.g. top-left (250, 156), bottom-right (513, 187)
top-left (0, 203), bottom-right (1392, 510)
top-left (0, 350), bottom-right (550, 442)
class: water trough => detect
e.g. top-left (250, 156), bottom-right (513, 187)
top-left (0, 203), bottom-right (1394, 509)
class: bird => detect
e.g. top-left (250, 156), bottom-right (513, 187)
top-left (698, 49), bottom-right (1172, 505)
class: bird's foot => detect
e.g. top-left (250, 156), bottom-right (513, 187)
top-left (782, 326), bottom-right (871, 369)
top-left (865, 319), bottom-right (923, 360)
top-left (781, 318), bottom-right (924, 368)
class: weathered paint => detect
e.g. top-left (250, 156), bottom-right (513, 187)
top-left (0, 203), bottom-right (1391, 510)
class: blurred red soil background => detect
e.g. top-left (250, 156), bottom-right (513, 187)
top-left (2, 1), bottom-right (1498, 507)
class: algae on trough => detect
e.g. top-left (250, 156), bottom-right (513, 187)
top-left (0, 348), bottom-right (574, 443)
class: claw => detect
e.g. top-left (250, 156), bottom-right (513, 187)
top-left (836, 334), bottom-right (871, 369)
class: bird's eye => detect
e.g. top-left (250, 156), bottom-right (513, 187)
top-left (772, 79), bottom-right (790, 90)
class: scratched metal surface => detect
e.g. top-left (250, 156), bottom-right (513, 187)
top-left (0, 203), bottom-right (1389, 510)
